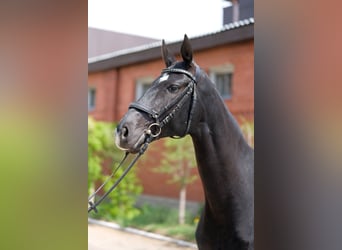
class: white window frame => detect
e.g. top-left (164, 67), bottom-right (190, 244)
top-left (135, 77), bottom-right (154, 100)
top-left (88, 87), bottom-right (96, 111)
top-left (209, 64), bottom-right (234, 100)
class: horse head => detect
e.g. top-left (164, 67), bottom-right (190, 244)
top-left (115, 35), bottom-right (203, 153)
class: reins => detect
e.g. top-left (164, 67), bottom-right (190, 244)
top-left (88, 135), bottom-right (152, 213)
top-left (88, 67), bottom-right (199, 213)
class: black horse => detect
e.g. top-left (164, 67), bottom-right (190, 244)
top-left (115, 35), bottom-right (254, 250)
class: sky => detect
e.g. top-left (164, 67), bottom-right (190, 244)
top-left (88, 0), bottom-right (232, 41)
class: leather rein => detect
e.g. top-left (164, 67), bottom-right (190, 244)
top-left (88, 67), bottom-right (198, 213)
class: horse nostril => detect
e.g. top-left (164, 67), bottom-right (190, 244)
top-left (122, 126), bottom-right (129, 138)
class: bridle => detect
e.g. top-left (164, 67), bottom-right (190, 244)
top-left (88, 66), bottom-right (198, 213)
top-left (129, 66), bottom-right (199, 138)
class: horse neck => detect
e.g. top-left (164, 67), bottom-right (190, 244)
top-left (190, 79), bottom-right (250, 206)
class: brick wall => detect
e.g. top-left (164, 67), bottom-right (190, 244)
top-left (88, 70), bottom-right (117, 122)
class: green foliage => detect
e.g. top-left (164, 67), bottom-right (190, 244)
top-left (154, 136), bottom-right (197, 187)
top-left (94, 163), bottom-right (143, 222)
top-left (150, 136), bottom-right (198, 224)
top-left (88, 117), bottom-right (116, 192)
top-left (240, 117), bottom-right (254, 148)
top-left (128, 204), bottom-right (179, 225)
top-left (88, 117), bottom-right (142, 221)
top-left (124, 204), bottom-right (198, 242)
top-left (165, 224), bottom-right (197, 241)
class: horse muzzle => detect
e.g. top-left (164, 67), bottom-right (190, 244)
top-left (115, 110), bottom-right (157, 154)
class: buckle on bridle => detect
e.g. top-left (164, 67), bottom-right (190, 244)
top-left (88, 201), bottom-right (98, 213)
top-left (145, 123), bottom-right (162, 138)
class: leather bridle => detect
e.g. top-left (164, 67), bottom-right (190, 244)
top-left (88, 67), bottom-right (198, 213)
top-left (129, 67), bottom-right (199, 138)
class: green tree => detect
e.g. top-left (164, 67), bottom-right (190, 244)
top-left (88, 117), bottom-right (142, 222)
top-left (153, 136), bottom-right (197, 224)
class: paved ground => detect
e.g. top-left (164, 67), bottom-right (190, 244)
top-left (88, 224), bottom-right (197, 250)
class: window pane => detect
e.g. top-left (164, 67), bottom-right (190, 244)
top-left (88, 88), bottom-right (96, 110)
top-left (136, 81), bottom-right (152, 100)
top-left (215, 73), bottom-right (232, 99)
top-left (142, 84), bottom-right (150, 95)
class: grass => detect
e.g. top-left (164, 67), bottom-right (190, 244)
top-left (124, 204), bottom-right (199, 242)
top-left (92, 203), bottom-right (200, 243)
top-left (138, 223), bottom-right (196, 242)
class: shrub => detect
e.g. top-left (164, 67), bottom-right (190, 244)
top-left (88, 117), bottom-right (142, 221)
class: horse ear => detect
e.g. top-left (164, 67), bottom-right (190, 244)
top-left (180, 34), bottom-right (193, 66)
top-left (161, 39), bottom-right (176, 67)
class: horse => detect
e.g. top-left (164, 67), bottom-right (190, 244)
top-left (115, 35), bottom-right (254, 250)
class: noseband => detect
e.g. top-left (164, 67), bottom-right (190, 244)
top-left (129, 67), bottom-right (199, 138)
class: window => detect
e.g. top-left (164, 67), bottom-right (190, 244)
top-left (210, 64), bottom-right (234, 99)
top-left (135, 77), bottom-right (154, 100)
top-left (88, 87), bottom-right (96, 111)
top-left (214, 72), bottom-right (233, 99)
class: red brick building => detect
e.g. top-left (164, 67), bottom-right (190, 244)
top-left (88, 18), bottom-right (254, 204)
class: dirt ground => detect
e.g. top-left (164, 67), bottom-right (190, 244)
top-left (88, 224), bottom-right (197, 250)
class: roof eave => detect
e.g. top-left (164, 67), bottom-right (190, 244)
top-left (88, 22), bottom-right (254, 73)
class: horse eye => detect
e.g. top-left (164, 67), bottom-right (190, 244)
top-left (167, 85), bottom-right (180, 93)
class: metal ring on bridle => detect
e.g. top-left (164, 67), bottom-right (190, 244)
top-left (145, 123), bottom-right (162, 138)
